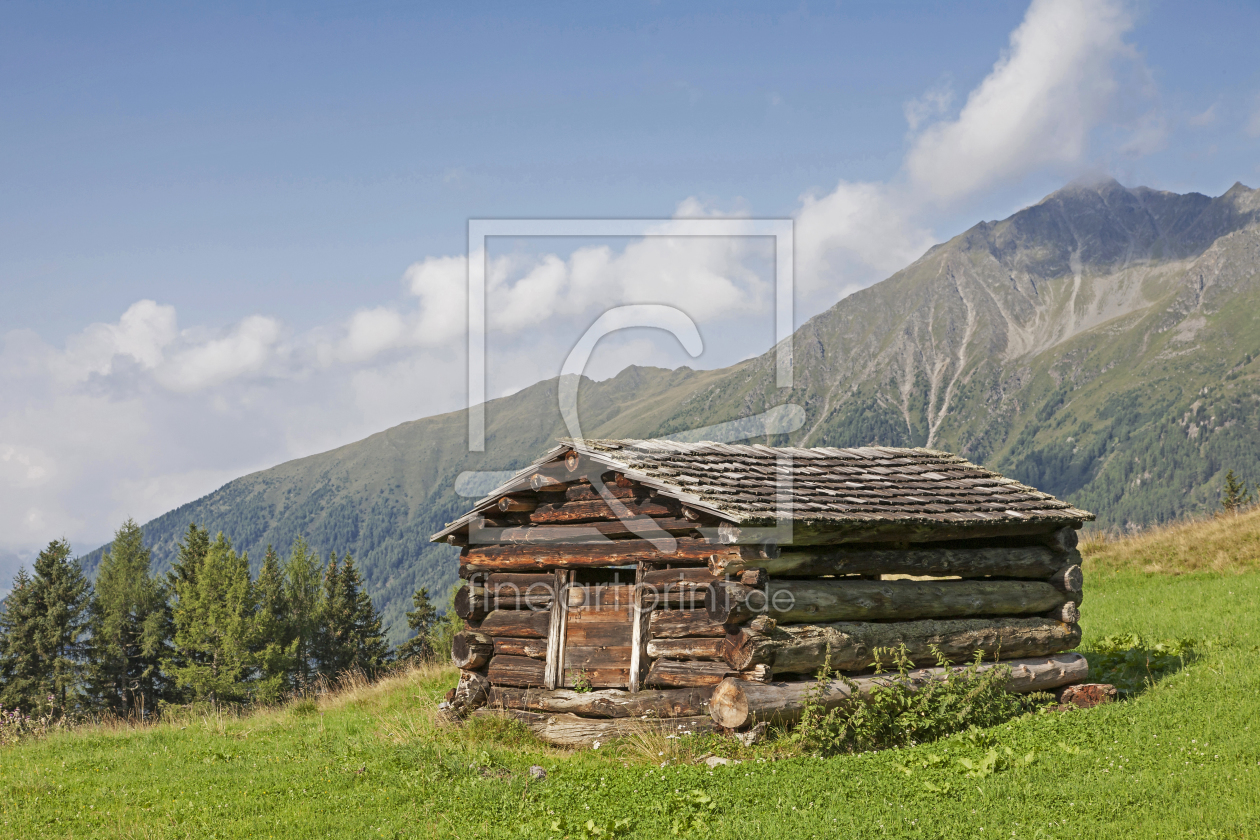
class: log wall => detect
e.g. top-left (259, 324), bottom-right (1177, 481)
top-left (446, 451), bottom-right (1088, 729)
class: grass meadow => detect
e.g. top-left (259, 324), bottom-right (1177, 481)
top-left (4, 510), bottom-right (1260, 838)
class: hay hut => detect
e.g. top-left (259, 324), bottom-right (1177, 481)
top-left (433, 439), bottom-right (1094, 745)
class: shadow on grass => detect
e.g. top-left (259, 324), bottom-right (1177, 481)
top-left (1080, 634), bottom-right (1198, 697)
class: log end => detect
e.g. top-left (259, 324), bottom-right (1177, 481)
top-left (708, 677), bottom-right (750, 730)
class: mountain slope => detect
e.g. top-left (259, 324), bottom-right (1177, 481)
top-left (87, 179), bottom-right (1260, 642)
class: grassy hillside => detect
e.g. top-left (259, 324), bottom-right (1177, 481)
top-left (8, 513), bottom-right (1260, 837)
top-left (84, 179), bottom-right (1260, 642)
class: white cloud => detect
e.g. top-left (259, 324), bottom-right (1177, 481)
top-left (154, 315), bottom-right (283, 392)
top-left (339, 307), bottom-right (407, 363)
top-left (904, 80), bottom-right (954, 132)
top-left (56, 299), bottom-right (177, 381)
top-left (906, 0), bottom-right (1138, 201)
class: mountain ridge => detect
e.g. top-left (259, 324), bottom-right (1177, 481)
top-left (81, 178), bottom-right (1260, 642)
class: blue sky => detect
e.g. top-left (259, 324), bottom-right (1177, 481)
top-left (2, 0), bottom-right (1259, 577)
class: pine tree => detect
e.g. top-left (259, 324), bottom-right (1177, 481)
top-left (85, 520), bottom-right (173, 716)
top-left (394, 587), bottom-right (439, 663)
top-left (166, 533), bottom-right (256, 704)
top-left (163, 524), bottom-right (210, 698)
top-left (313, 552), bottom-right (389, 679)
top-left (1221, 469), bottom-right (1252, 512)
top-left (18, 539), bottom-right (91, 714)
top-left (0, 568), bottom-right (39, 711)
top-left (283, 537), bottom-right (323, 691)
top-left (253, 545), bottom-right (296, 702)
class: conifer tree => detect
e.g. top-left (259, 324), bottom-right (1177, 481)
top-left (395, 587), bottom-right (440, 663)
top-left (253, 545), bottom-right (296, 701)
top-left (85, 520), bottom-right (173, 716)
top-left (313, 552), bottom-right (389, 678)
top-left (166, 533), bottom-right (256, 704)
top-left (0, 539), bottom-right (92, 714)
top-left (1221, 469), bottom-right (1252, 512)
top-left (283, 537), bottom-right (323, 690)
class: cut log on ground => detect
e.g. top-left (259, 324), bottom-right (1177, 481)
top-left (646, 637), bottom-right (727, 661)
top-left (649, 609), bottom-right (728, 639)
top-left (709, 544), bottom-right (1076, 580)
top-left (645, 659), bottom-right (737, 688)
top-left (486, 654), bottom-right (548, 688)
top-left (451, 631), bottom-right (494, 670)
top-left (1055, 683), bottom-right (1116, 708)
top-left (475, 609), bottom-right (551, 639)
top-left (471, 709), bottom-right (718, 748)
top-left (487, 686), bottom-right (711, 719)
top-left (708, 652), bottom-right (1089, 729)
top-left (461, 538), bottom-right (722, 574)
top-left (722, 616), bottom-right (1082, 673)
top-left (705, 578), bottom-right (1065, 625)
top-left (449, 670), bottom-right (490, 716)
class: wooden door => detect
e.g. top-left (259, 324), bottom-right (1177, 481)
top-left (563, 583), bottom-right (633, 689)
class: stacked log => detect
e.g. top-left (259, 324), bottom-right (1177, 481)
top-left (442, 447), bottom-right (1090, 741)
top-left (707, 653), bottom-right (1090, 729)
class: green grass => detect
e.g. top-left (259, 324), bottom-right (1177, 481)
top-left (4, 572), bottom-right (1260, 838)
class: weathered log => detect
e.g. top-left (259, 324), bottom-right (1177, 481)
top-left (461, 538), bottom-right (722, 575)
top-left (712, 520), bottom-right (1073, 548)
top-left (649, 609), bottom-right (728, 639)
top-left (629, 574), bottom-right (650, 693)
top-left (471, 709), bottom-right (718, 747)
top-left (529, 474), bottom-right (568, 493)
top-left (1048, 601), bottom-right (1080, 624)
top-left (487, 686), bottom-right (711, 719)
top-left (486, 654), bottom-right (548, 687)
top-left (568, 584), bottom-right (635, 609)
top-left (1047, 564), bottom-right (1084, 601)
top-left (562, 484), bottom-right (639, 503)
top-left (1044, 526), bottom-right (1079, 553)
top-left (449, 669), bottom-right (490, 716)
top-left (722, 616), bottom-right (1082, 673)
top-left (453, 584), bottom-right (487, 621)
top-left (530, 497), bottom-right (677, 525)
top-left (708, 652), bottom-right (1090, 729)
top-left (740, 569), bottom-right (768, 587)
top-left (709, 543), bottom-right (1075, 580)
top-left (543, 570), bottom-right (570, 690)
top-left (646, 637), bottom-right (727, 661)
top-left (489, 518), bottom-right (700, 545)
top-left (451, 631), bottom-right (494, 669)
top-left (456, 583), bottom-right (554, 616)
top-left (704, 579), bottom-right (1066, 625)
top-left (476, 609), bottom-right (551, 639)
top-left (642, 567), bottom-right (720, 587)
top-left (645, 659), bottom-right (737, 688)
top-left (498, 496), bottom-right (537, 513)
top-left (493, 637), bottom-right (548, 659)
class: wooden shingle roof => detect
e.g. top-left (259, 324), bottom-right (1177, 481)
top-left (431, 439), bottom-right (1093, 543)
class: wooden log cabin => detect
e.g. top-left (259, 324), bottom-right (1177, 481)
top-left (433, 439), bottom-right (1094, 746)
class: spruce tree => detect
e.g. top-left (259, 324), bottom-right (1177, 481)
top-left (314, 552), bottom-right (389, 679)
top-left (85, 520), bottom-right (173, 716)
top-left (283, 537), bottom-right (323, 690)
top-left (395, 587), bottom-right (439, 663)
top-left (166, 533), bottom-right (256, 704)
top-left (253, 545), bottom-right (296, 702)
top-left (1222, 469), bottom-right (1252, 512)
top-left (0, 569), bottom-right (39, 711)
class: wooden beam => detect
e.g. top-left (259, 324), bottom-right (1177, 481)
top-left (708, 543), bottom-right (1076, 580)
top-left (628, 561), bottom-right (650, 693)
top-left (543, 569), bottom-right (570, 690)
top-left (708, 652), bottom-right (1090, 729)
top-left (461, 538), bottom-right (727, 575)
